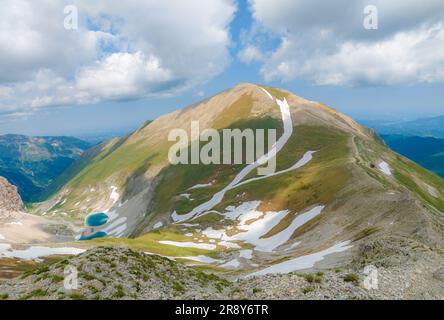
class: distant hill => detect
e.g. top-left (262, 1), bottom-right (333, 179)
top-left (0, 134), bottom-right (92, 202)
top-left (364, 116), bottom-right (444, 139)
top-left (382, 134), bottom-right (444, 178)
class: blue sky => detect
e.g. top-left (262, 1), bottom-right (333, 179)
top-left (0, 0), bottom-right (443, 136)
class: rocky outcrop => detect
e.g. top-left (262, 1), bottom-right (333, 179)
top-left (0, 247), bottom-right (230, 300)
top-left (0, 177), bottom-right (25, 212)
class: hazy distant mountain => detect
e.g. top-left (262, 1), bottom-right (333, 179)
top-left (74, 125), bottom-right (144, 144)
top-left (0, 134), bottom-right (91, 202)
top-left (382, 134), bottom-right (444, 178)
top-left (363, 116), bottom-right (444, 139)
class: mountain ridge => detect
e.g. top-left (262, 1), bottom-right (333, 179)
top-left (28, 83), bottom-right (444, 277)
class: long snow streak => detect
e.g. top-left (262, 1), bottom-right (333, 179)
top-left (172, 88), bottom-right (312, 223)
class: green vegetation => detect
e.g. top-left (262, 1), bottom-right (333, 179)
top-left (69, 292), bottom-right (86, 300)
top-left (300, 272), bottom-right (323, 284)
top-left (85, 227), bottom-right (217, 257)
top-left (392, 155), bottom-right (444, 213)
top-left (219, 125), bottom-right (351, 237)
top-left (355, 134), bottom-right (444, 215)
top-left (51, 275), bottom-right (64, 283)
top-left (315, 272), bottom-right (324, 283)
top-left (145, 117), bottom-right (282, 221)
top-left (172, 281), bottom-right (185, 293)
top-left (262, 86), bottom-right (289, 100)
top-left (44, 93), bottom-right (263, 216)
top-left (343, 273), bottom-right (359, 284)
top-left (302, 286), bottom-right (314, 294)
top-left (303, 273), bottom-right (315, 283)
top-left (212, 93), bottom-right (256, 129)
top-left (113, 285), bottom-right (125, 298)
top-left (19, 289), bottom-right (47, 300)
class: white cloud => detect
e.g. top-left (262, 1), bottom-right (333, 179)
top-left (0, 0), bottom-right (102, 83)
top-left (238, 46), bottom-right (265, 64)
top-left (195, 91), bottom-right (205, 97)
top-left (76, 52), bottom-right (174, 101)
top-left (0, 0), bottom-right (236, 114)
top-left (247, 0), bottom-right (444, 85)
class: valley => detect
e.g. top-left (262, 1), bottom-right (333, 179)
top-left (0, 135), bottom-right (92, 202)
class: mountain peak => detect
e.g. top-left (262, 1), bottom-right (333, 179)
top-left (29, 84), bottom-right (444, 281)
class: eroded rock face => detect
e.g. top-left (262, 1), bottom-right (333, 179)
top-left (0, 177), bottom-right (25, 212)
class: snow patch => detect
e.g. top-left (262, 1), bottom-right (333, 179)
top-left (239, 249), bottom-right (253, 259)
top-left (201, 202), bottom-right (324, 252)
top-left (378, 161), bottom-right (392, 176)
top-left (227, 210), bottom-right (289, 252)
top-left (247, 206), bottom-right (324, 252)
top-left (248, 241), bottom-right (352, 277)
top-left (0, 244), bottom-right (85, 260)
top-left (153, 221), bottom-right (163, 229)
top-left (288, 241), bottom-right (301, 250)
top-left (427, 185), bottom-right (439, 198)
top-left (107, 223), bottom-right (127, 237)
top-left (235, 151), bottom-right (316, 188)
top-left (158, 241), bottom-right (216, 250)
top-left (110, 186), bottom-right (120, 204)
top-left (100, 216), bottom-right (128, 237)
top-left (189, 182), bottom-right (213, 190)
top-left (5, 221), bottom-right (22, 226)
top-left (202, 227), bottom-right (227, 239)
top-left (179, 223), bottom-right (198, 227)
top-left (261, 88), bottom-right (274, 100)
top-left (220, 258), bottom-right (240, 268)
top-left (174, 94), bottom-right (294, 222)
top-left (218, 241), bottom-right (241, 249)
top-left (178, 255), bottom-right (222, 264)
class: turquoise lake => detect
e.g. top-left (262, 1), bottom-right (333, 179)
top-left (79, 231), bottom-right (108, 241)
top-left (85, 212), bottom-right (109, 227)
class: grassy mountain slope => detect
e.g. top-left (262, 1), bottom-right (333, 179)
top-left (32, 83), bottom-right (444, 275)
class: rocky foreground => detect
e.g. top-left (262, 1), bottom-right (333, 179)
top-left (1, 239), bottom-right (443, 300)
top-left (0, 247), bottom-right (230, 300)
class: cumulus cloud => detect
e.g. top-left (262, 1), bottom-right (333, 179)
top-left (246, 0), bottom-right (444, 85)
top-left (0, 0), bottom-right (236, 114)
top-left (237, 46), bottom-right (265, 64)
top-left (0, 0), bottom-right (102, 83)
top-left (76, 52), bottom-right (175, 101)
